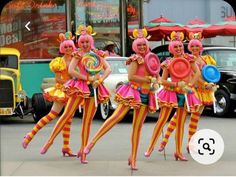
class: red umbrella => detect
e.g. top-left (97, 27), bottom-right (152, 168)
top-left (147, 15), bottom-right (185, 41)
top-left (225, 16), bottom-right (236, 21)
top-left (203, 17), bottom-right (236, 37)
top-left (128, 20), bottom-right (139, 33)
top-left (184, 18), bottom-right (211, 38)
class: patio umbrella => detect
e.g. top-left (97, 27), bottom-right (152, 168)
top-left (202, 17), bottom-right (236, 37)
top-left (147, 15), bottom-right (185, 41)
top-left (128, 20), bottom-right (139, 33)
top-left (184, 18), bottom-right (211, 38)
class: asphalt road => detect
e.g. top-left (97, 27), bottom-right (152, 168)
top-left (1, 113), bottom-right (236, 176)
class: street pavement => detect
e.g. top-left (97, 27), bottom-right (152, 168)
top-left (1, 113), bottom-right (236, 176)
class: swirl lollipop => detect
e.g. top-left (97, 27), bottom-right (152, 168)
top-left (82, 52), bottom-right (103, 75)
top-left (82, 52), bottom-right (104, 107)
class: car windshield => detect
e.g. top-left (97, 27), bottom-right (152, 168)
top-left (203, 49), bottom-right (236, 71)
top-left (0, 55), bottom-right (18, 69)
top-left (107, 59), bottom-right (128, 74)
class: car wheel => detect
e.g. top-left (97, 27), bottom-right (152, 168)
top-left (214, 89), bottom-right (231, 117)
top-left (97, 101), bottom-right (111, 120)
top-left (32, 93), bottom-right (47, 122)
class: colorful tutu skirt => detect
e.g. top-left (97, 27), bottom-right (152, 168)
top-left (158, 87), bottom-right (202, 113)
top-left (115, 83), bottom-right (157, 113)
top-left (64, 79), bottom-right (110, 104)
top-left (194, 84), bottom-right (214, 106)
top-left (43, 83), bottom-right (68, 103)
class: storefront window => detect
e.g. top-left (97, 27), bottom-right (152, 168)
top-left (72, 0), bottom-right (121, 55)
top-left (0, 0), bottom-right (66, 60)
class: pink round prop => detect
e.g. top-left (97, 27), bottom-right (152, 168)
top-left (144, 53), bottom-right (161, 76)
top-left (169, 57), bottom-right (191, 79)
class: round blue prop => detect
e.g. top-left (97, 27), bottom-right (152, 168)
top-left (202, 65), bottom-right (221, 83)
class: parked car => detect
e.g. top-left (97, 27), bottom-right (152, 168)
top-left (40, 56), bottom-right (129, 120)
top-left (202, 47), bottom-right (236, 117)
top-left (152, 45), bottom-right (236, 117)
top-left (0, 47), bottom-right (30, 119)
top-left (98, 56), bottom-right (128, 119)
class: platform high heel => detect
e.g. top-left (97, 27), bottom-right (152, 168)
top-left (62, 148), bottom-right (76, 157)
top-left (174, 153), bottom-right (188, 161)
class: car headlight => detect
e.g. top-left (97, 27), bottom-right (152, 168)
top-left (17, 90), bottom-right (26, 99)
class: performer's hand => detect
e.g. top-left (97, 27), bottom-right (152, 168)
top-left (177, 81), bottom-right (186, 89)
top-left (88, 75), bottom-right (95, 82)
top-left (151, 83), bottom-right (159, 92)
top-left (150, 77), bottom-right (157, 84)
top-left (211, 84), bottom-right (218, 92)
top-left (183, 86), bottom-right (192, 94)
top-left (205, 82), bottom-right (214, 90)
top-left (92, 80), bottom-right (100, 88)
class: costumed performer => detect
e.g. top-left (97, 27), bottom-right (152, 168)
top-left (22, 32), bottom-right (77, 157)
top-left (84, 28), bottom-right (160, 170)
top-left (144, 31), bottom-right (201, 161)
top-left (158, 32), bottom-right (217, 153)
top-left (39, 25), bottom-right (111, 165)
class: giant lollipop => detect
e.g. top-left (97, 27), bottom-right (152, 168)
top-left (145, 53), bottom-right (161, 110)
top-left (82, 52), bottom-right (103, 107)
top-left (169, 57), bottom-right (192, 112)
top-left (202, 64), bottom-right (221, 113)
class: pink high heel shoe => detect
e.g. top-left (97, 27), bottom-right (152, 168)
top-left (77, 151), bottom-right (88, 164)
top-left (40, 142), bottom-right (52, 155)
top-left (62, 148), bottom-right (76, 157)
top-left (22, 133), bottom-right (31, 149)
top-left (144, 148), bottom-right (153, 158)
top-left (130, 161), bottom-right (138, 171)
top-left (128, 157), bottom-right (138, 170)
top-left (158, 145), bottom-right (165, 152)
top-left (128, 157), bottom-right (131, 166)
top-left (84, 142), bottom-right (94, 155)
top-left (174, 153), bottom-right (188, 161)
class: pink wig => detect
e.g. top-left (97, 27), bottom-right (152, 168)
top-left (132, 37), bottom-right (150, 54)
top-left (59, 40), bottom-right (76, 54)
top-left (188, 39), bottom-right (203, 53)
top-left (168, 40), bottom-right (184, 55)
top-left (78, 34), bottom-right (95, 50)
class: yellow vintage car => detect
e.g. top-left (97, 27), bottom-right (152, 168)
top-left (0, 47), bottom-right (29, 118)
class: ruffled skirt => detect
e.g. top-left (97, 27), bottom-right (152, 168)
top-left (195, 88), bottom-right (214, 106)
top-left (158, 88), bottom-right (202, 113)
top-left (115, 84), bottom-right (157, 113)
top-left (43, 83), bottom-right (68, 103)
top-left (64, 79), bottom-right (110, 104)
